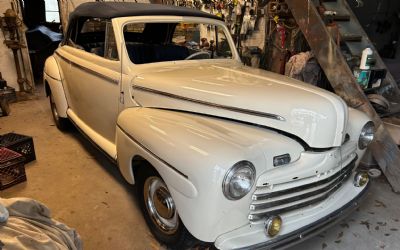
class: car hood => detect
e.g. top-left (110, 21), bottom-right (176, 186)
top-left (131, 61), bottom-right (348, 148)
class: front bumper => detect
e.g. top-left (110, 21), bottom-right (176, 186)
top-left (244, 182), bottom-right (369, 249)
top-left (215, 178), bottom-right (370, 250)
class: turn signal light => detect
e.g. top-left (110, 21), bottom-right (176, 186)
top-left (354, 172), bottom-right (369, 187)
top-left (265, 215), bottom-right (282, 237)
top-left (273, 154), bottom-right (291, 167)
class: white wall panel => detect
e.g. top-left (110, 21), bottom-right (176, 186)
top-left (0, 0), bottom-right (34, 91)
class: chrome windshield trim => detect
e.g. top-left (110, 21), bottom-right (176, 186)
top-left (132, 85), bottom-right (286, 121)
top-left (55, 51), bottom-right (119, 84)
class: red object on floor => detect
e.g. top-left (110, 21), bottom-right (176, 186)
top-left (0, 147), bottom-right (26, 190)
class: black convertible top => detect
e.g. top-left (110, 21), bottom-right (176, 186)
top-left (69, 2), bottom-right (221, 23)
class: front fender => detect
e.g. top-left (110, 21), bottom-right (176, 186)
top-left (44, 56), bottom-right (68, 118)
top-left (345, 107), bottom-right (373, 165)
top-left (116, 107), bottom-right (304, 242)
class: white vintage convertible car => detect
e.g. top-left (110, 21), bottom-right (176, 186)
top-left (44, 2), bottom-right (374, 249)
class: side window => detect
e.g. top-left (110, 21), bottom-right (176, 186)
top-left (66, 18), bottom-right (118, 60)
top-left (104, 22), bottom-right (118, 60)
top-left (66, 21), bottom-right (81, 48)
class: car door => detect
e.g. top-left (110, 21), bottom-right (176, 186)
top-left (59, 18), bottom-right (120, 153)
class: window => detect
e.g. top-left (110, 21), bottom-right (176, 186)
top-left (124, 23), bottom-right (145, 33)
top-left (123, 22), bottom-right (233, 64)
top-left (45, 0), bottom-right (60, 23)
top-left (67, 18), bottom-right (118, 60)
top-left (172, 23), bottom-right (232, 58)
top-left (104, 22), bottom-right (118, 60)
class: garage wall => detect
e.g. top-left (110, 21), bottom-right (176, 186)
top-left (0, 0), bottom-right (34, 91)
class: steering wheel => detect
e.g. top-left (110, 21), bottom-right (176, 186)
top-left (185, 51), bottom-right (210, 60)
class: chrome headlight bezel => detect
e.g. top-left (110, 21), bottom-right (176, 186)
top-left (222, 161), bottom-right (256, 200)
top-left (358, 121), bottom-right (375, 149)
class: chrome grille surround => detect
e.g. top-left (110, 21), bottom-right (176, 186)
top-left (248, 157), bottom-right (357, 222)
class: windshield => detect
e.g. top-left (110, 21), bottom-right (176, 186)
top-left (124, 22), bottom-right (234, 64)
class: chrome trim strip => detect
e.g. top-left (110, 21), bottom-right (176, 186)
top-left (235, 183), bottom-right (369, 250)
top-left (248, 173), bottom-right (354, 222)
top-left (55, 51), bottom-right (119, 84)
top-left (252, 157), bottom-right (357, 201)
top-left (116, 124), bottom-right (189, 179)
top-left (132, 85), bottom-right (286, 121)
top-left (250, 163), bottom-right (353, 211)
top-left (44, 72), bottom-right (61, 82)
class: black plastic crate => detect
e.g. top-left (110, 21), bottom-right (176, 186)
top-left (0, 147), bottom-right (27, 190)
top-left (0, 133), bottom-right (36, 163)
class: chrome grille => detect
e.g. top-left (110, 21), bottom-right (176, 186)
top-left (248, 158), bottom-right (357, 222)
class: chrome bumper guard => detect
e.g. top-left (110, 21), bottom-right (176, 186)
top-left (235, 182), bottom-right (370, 250)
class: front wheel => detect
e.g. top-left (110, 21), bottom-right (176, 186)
top-left (137, 166), bottom-right (207, 249)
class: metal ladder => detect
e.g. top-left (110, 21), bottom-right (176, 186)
top-left (285, 0), bottom-right (400, 192)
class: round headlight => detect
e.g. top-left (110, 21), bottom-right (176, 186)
top-left (222, 161), bottom-right (256, 200)
top-left (358, 121), bottom-right (375, 149)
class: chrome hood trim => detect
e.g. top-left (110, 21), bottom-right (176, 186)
top-left (132, 85), bottom-right (285, 121)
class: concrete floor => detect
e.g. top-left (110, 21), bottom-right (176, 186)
top-left (1, 91), bottom-right (400, 250)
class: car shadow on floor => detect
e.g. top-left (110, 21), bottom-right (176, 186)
top-left (67, 125), bottom-right (141, 208)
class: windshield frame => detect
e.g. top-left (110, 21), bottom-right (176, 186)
top-left (114, 16), bottom-right (240, 66)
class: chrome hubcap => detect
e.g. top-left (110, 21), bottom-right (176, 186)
top-left (144, 177), bottom-right (179, 234)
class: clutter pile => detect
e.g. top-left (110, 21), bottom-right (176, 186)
top-left (0, 197), bottom-right (82, 250)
